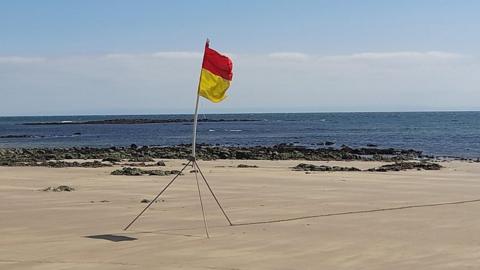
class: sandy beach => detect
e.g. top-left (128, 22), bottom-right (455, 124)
top-left (1, 159), bottom-right (480, 269)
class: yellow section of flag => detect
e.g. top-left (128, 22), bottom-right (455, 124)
top-left (198, 41), bottom-right (233, 103)
top-left (198, 68), bottom-right (231, 103)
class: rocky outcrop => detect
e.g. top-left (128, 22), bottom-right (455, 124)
top-left (237, 164), bottom-right (258, 168)
top-left (0, 144), bottom-right (424, 167)
top-left (111, 167), bottom-right (182, 176)
top-left (42, 185), bottom-right (75, 192)
top-left (294, 161), bottom-right (442, 172)
top-left (293, 163), bottom-right (361, 172)
top-left (367, 161), bottom-right (442, 172)
top-left (22, 118), bottom-right (259, 125)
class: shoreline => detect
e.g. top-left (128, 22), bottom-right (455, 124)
top-left (1, 144), bottom-right (478, 167)
top-left (0, 144), bottom-right (426, 166)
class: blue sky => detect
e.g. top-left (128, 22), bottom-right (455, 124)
top-left (1, 0), bottom-right (479, 115)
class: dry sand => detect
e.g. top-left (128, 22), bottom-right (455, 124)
top-left (1, 159), bottom-right (480, 269)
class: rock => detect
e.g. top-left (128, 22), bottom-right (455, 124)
top-left (103, 157), bottom-right (121, 163)
top-left (293, 163), bottom-right (361, 172)
top-left (325, 141), bottom-right (335, 146)
top-left (0, 144), bottom-right (426, 167)
top-left (128, 156), bottom-right (154, 162)
top-left (0, 134), bottom-right (35, 138)
top-left (42, 185), bottom-right (75, 192)
top-left (23, 118), bottom-right (260, 125)
top-left (111, 167), bottom-right (144, 176)
top-left (145, 170), bottom-right (169, 176)
top-left (40, 160), bottom-right (111, 168)
top-left (111, 167), bottom-right (182, 176)
top-left (368, 161), bottom-right (442, 172)
top-left (156, 160), bottom-right (166, 166)
top-left (237, 164), bottom-right (258, 168)
top-left (80, 161), bottom-right (111, 168)
top-left (235, 150), bottom-right (253, 159)
top-left (366, 144), bottom-right (378, 147)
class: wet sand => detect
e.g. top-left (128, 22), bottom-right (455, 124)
top-left (1, 160), bottom-right (480, 269)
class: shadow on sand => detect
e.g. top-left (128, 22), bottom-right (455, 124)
top-left (85, 234), bottom-right (137, 242)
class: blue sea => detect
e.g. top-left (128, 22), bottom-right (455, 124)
top-left (0, 112), bottom-right (479, 158)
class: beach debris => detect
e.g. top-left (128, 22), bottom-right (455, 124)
top-left (367, 161), bottom-right (442, 172)
top-left (111, 167), bottom-right (182, 176)
top-left (237, 164), bottom-right (259, 168)
top-left (42, 185), bottom-right (75, 192)
top-left (293, 163), bottom-right (361, 172)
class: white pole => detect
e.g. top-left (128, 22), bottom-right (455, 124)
top-left (192, 91), bottom-right (200, 159)
top-left (192, 39), bottom-right (209, 159)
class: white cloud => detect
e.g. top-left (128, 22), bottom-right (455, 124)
top-left (1, 50), bottom-right (478, 115)
top-left (0, 56), bottom-right (46, 64)
top-left (268, 52), bottom-right (309, 61)
top-left (104, 52), bottom-right (203, 60)
top-left (325, 51), bottom-right (466, 61)
top-left (104, 53), bottom-right (138, 59)
top-left (152, 51), bottom-right (202, 59)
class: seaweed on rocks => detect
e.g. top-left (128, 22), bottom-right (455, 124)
top-left (293, 163), bottom-right (361, 172)
top-left (237, 164), bottom-right (259, 168)
top-left (42, 185), bottom-right (75, 192)
top-left (111, 167), bottom-right (182, 176)
top-left (0, 144), bottom-right (425, 167)
top-left (367, 161), bottom-right (442, 172)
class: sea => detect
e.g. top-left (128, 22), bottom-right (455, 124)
top-left (0, 112), bottom-right (479, 158)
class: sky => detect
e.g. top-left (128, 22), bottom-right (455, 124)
top-left (1, 0), bottom-right (479, 116)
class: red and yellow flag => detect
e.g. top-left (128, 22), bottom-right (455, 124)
top-left (198, 41), bottom-right (233, 103)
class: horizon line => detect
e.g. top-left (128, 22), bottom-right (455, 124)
top-left (1, 109), bottom-right (479, 118)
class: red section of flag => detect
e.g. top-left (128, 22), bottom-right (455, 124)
top-left (202, 43), bottom-right (233, 81)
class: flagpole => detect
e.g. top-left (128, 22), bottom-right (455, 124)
top-left (191, 39), bottom-right (209, 159)
top-left (191, 90), bottom-right (200, 159)
top-left (123, 39), bottom-right (231, 235)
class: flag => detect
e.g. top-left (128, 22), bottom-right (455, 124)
top-left (198, 40), bottom-right (233, 103)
